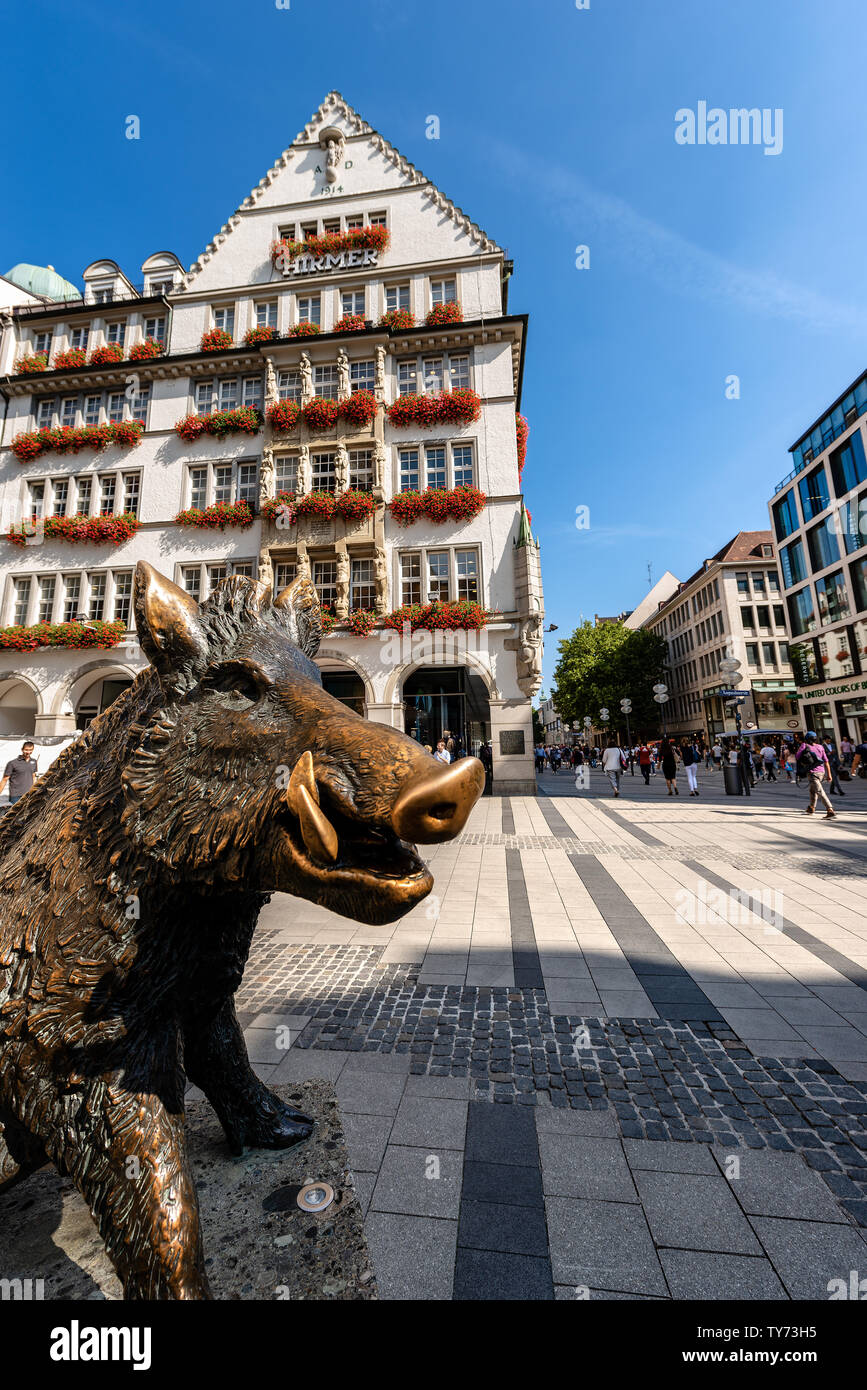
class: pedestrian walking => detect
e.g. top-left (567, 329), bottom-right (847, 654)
top-left (680, 739), bottom-right (700, 796)
top-left (823, 739), bottom-right (845, 796)
top-left (637, 742), bottom-right (652, 785)
top-left (760, 741), bottom-right (778, 781)
top-left (794, 732), bottom-right (836, 818)
top-left (549, 745), bottom-right (562, 775)
top-left (602, 738), bottom-right (627, 797)
top-left (660, 738), bottom-right (679, 795)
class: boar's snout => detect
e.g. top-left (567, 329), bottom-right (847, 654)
top-left (392, 757), bottom-right (485, 844)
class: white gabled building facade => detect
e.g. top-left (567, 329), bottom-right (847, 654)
top-left (0, 92), bottom-right (543, 792)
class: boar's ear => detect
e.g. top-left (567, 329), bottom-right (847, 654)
top-left (274, 574), bottom-right (322, 657)
top-left (134, 561), bottom-right (209, 693)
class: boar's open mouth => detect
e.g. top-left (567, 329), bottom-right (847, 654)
top-left (276, 751), bottom-right (430, 897)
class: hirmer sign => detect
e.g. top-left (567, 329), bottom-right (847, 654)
top-left (276, 245), bottom-right (380, 277)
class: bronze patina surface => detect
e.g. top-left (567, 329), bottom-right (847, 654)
top-left (0, 562), bottom-right (482, 1299)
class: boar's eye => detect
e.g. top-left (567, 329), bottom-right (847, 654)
top-left (203, 662), bottom-right (266, 710)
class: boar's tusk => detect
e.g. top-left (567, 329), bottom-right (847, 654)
top-left (295, 784), bottom-right (338, 864)
top-left (285, 749), bottom-right (319, 816)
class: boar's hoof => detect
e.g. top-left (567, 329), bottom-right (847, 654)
top-left (227, 1091), bottom-right (314, 1155)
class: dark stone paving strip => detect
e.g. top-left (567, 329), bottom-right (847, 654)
top-left (505, 847), bottom-right (544, 990)
top-left (453, 1101), bottom-right (554, 1299)
top-left (683, 859), bottom-right (867, 998)
top-left (591, 798), bottom-right (663, 847)
top-left (501, 801), bottom-right (516, 835)
top-left (534, 795), bottom-right (573, 839)
top-left (567, 854), bottom-right (724, 1025)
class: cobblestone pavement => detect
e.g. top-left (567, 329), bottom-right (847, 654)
top-left (231, 766), bottom-right (867, 1299)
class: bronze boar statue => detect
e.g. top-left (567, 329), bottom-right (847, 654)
top-left (0, 561), bottom-right (483, 1298)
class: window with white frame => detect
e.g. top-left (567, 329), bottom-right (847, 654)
top-left (194, 375), bottom-right (262, 414)
top-left (427, 551), bottom-right (450, 602)
top-left (313, 560), bottom-right (337, 607)
top-left (88, 572), bottom-right (106, 619)
top-left (237, 463), bottom-right (257, 506)
top-left (130, 383), bottom-right (150, 424)
top-left (38, 575), bottom-right (55, 622)
top-left (422, 356), bottom-right (444, 393)
top-left (186, 460), bottom-right (257, 508)
top-left (452, 445), bottom-right (474, 488)
top-left (70, 325), bottom-right (89, 351)
top-left (63, 574), bottom-right (82, 622)
top-left (399, 448), bottom-right (420, 492)
top-left (230, 559), bottom-right (255, 578)
top-left (398, 359), bottom-right (417, 396)
top-left (93, 288), bottom-right (111, 305)
top-left (448, 353), bottom-right (470, 390)
top-left (385, 284), bottom-right (410, 314)
top-left (400, 553), bottom-right (421, 606)
top-left (322, 218), bottom-right (340, 235)
top-left (189, 467), bottom-right (207, 509)
top-left (341, 290), bottom-right (365, 317)
top-left (300, 223), bottom-right (317, 241)
top-left (254, 301), bottom-right (277, 328)
top-left (297, 295), bottom-right (320, 326)
top-left (351, 559), bottom-right (375, 609)
top-left (107, 392), bottom-right (125, 423)
top-left (151, 278), bottom-right (174, 296)
top-left (350, 360), bottom-right (375, 394)
top-left (122, 472), bottom-right (140, 516)
top-left (60, 396), bottom-right (77, 428)
top-left (34, 331), bottom-right (52, 357)
top-left (84, 394), bottom-right (100, 426)
top-left (105, 322), bottom-right (126, 347)
top-left (181, 566), bottom-right (202, 600)
top-left (212, 306), bottom-right (235, 336)
top-left (51, 478), bottom-right (69, 517)
top-left (430, 278), bottom-right (457, 307)
top-left (113, 571), bottom-right (133, 624)
top-left (28, 481), bottom-right (44, 517)
top-left (274, 561), bottom-right (297, 590)
top-left (278, 369), bottom-right (301, 402)
top-left (275, 455), bottom-right (298, 494)
top-left (99, 475), bottom-right (116, 515)
top-left (424, 446), bottom-right (447, 490)
top-left (368, 211), bottom-right (388, 228)
top-left (143, 315), bottom-right (166, 342)
top-left (206, 564), bottom-right (228, 596)
top-left (213, 465), bottom-right (232, 504)
top-left (344, 215), bottom-right (364, 231)
top-left (456, 548), bottom-right (479, 602)
top-left (13, 578), bottom-right (31, 625)
top-left (349, 450), bottom-right (373, 490)
top-left (311, 452), bottom-right (336, 492)
top-left (313, 365), bottom-right (338, 399)
top-left (36, 399), bottom-right (53, 428)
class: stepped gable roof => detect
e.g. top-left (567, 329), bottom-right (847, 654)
top-left (182, 90), bottom-right (502, 286)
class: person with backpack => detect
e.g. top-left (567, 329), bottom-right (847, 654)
top-left (602, 738), bottom-right (627, 797)
top-left (794, 732), bottom-right (836, 818)
top-left (680, 739), bottom-right (700, 796)
top-left (760, 742), bottom-right (777, 781)
top-left (549, 745), bottom-right (562, 775)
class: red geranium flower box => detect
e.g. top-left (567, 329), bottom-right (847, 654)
top-left (129, 338), bottom-right (164, 361)
top-left (386, 389), bottom-right (481, 430)
top-left (425, 301), bottom-right (463, 326)
top-left (7, 512), bottom-right (140, 549)
top-left (388, 485), bottom-right (486, 526)
top-left (288, 321), bottom-right (321, 338)
top-left (302, 397), bottom-right (339, 431)
top-left (261, 491), bottom-right (297, 523)
top-left (378, 309), bottom-right (415, 331)
top-left (175, 500), bottom-right (254, 531)
top-left (516, 413), bottom-right (529, 475)
top-left (200, 328), bottom-right (233, 353)
top-left (0, 619), bottom-right (127, 652)
top-left (88, 344), bottom-right (124, 366)
top-left (336, 489), bottom-right (377, 521)
top-left (343, 609), bottom-right (377, 637)
top-left (10, 421), bottom-right (144, 463)
top-left (266, 400), bottom-right (301, 433)
top-left (174, 407), bottom-right (263, 442)
top-left (53, 348), bottom-right (88, 370)
top-left (334, 315), bottom-right (367, 334)
top-left (244, 326), bottom-right (277, 346)
top-left (294, 491), bottom-right (337, 519)
top-left (271, 225), bottom-right (390, 264)
top-left (14, 353), bottom-right (49, 375)
top-left (338, 390), bottom-right (378, 429)
top-left (383, 600), bottom-right (492, 633)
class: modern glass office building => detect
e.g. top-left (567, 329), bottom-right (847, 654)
top-left (769, 370), bottom-right (867, 744)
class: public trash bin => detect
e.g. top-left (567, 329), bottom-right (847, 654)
top-left (723, 763), bottom-right (743, 796)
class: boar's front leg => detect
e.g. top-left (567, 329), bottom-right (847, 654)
top-left (183, 998), bottom-right (312, 1156)
top-left (59, 1080), bottom-right (210, 1300)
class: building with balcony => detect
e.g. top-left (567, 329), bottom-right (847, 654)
top-left (769, 371), bottom-right (867, 744)
top-left (639, 532), bottom-right (798, 740)
top-left (0, 92), bottom-right (542, 792)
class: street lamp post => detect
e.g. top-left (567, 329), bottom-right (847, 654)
top-left (652, 681), bottom-right (669, 736)
top-left (620, 697), bottom-right (633, 766)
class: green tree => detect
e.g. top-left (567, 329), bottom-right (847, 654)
top-left (552, 621), bottom-right (667, 738)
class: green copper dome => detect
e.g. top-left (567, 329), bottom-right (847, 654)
top-left (4, 263), bottom-right (80, 301)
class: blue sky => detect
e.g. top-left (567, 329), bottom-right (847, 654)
top-left (3, 0), bottom-right (865, 691)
